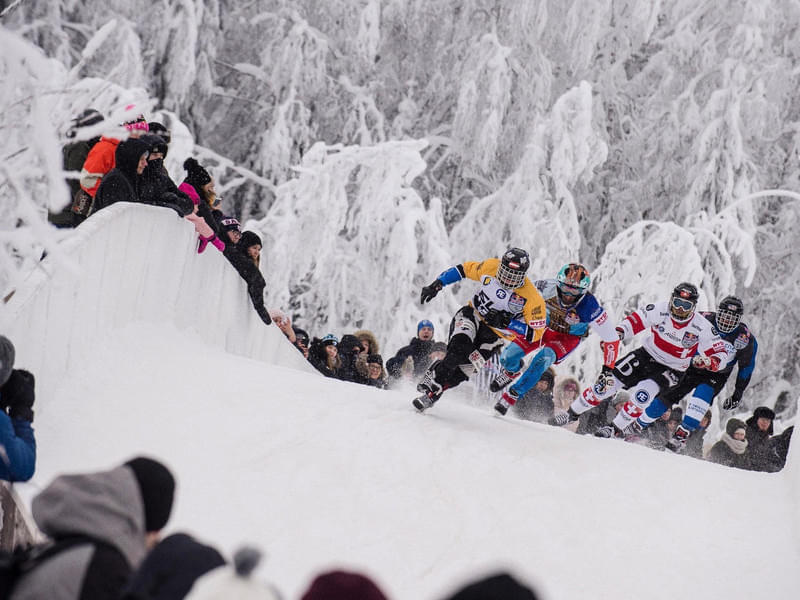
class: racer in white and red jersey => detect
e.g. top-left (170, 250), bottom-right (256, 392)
top-left (550, 282), bottom-right (729, 437)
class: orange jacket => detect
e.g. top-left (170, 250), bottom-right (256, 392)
top-left (80, 136), bottom-right (119, 197)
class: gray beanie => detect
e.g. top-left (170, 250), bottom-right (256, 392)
top-left (0, 335), bottom-right (15, 386)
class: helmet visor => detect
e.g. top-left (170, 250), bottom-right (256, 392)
top-left (496, 263), bottom-right (526, 289)
top-left (716, 308), bottom-right (742, 333)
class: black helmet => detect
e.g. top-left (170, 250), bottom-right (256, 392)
top-left (716, 296), bottom-right (743, 333)
top-left (497, 248), bottom-right (530, 289)
top-left (669, 282), bottom-right (698, 323)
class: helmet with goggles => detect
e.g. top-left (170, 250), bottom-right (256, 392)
top-left (556, 263), bottom-right (591, 305)
top-left (669, 282), bottom-right (699, 323)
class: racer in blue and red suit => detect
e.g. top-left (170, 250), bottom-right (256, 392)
top-left (491, 264), bottom-right (620, 415)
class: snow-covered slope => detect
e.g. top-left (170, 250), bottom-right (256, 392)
top-left (3, 207), bottom-right (798, 600)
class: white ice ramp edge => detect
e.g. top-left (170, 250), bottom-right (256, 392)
top-left (0, 203), bottom-right (314, 379)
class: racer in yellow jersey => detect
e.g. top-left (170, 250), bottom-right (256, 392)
top-left (413, 248), bottom-right (547, 412)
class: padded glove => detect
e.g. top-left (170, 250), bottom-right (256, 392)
top-left (722, 391), bottom-right (742, 411)
top-left (420, 280), bottom-right (443, 304)
top-left (484, 308), bottom-right (513, 329)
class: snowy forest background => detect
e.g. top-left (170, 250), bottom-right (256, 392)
top-left (2, 0), bottom-right (799, 418)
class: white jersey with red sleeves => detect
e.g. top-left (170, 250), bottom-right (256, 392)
top-left (616, 301), bottom-right (728, 371)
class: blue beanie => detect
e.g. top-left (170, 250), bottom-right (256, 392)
top-left (417, 319), bottom-right (434, 333)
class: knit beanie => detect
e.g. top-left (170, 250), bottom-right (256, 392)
top-left (140, 133), bottom-right (168, 158)
top-left (539, 369), bottom-right (555, 387)
top-left (148, 122), bottom-right (171, 144)
top-left (321, 334), bottom-right (338, 347)
top-left (0, 335), bottom-right (15, 386)
top-left (725, 418), bottom-right (747, 437)
top-left (239, 231), bottom-right (262, 250)
top-left (125, 457), bottom-right (176, 532)
top-left (220, 217), bottom-right (241, 232)
top-left (444, 572), bottom-right (539, 600)
top-left (183, 157), bottom-right (212, 189)
top-left (417, 319), bottom-right (434, 333)
top-left (367, 354), bottom-right (383, 366)
top-left (300, 570), bottom-right (389, 600)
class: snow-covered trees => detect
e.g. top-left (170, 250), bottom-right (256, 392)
top-left (2, 0), bottom-right (800, 412)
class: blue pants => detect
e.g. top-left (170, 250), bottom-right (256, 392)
top-left (499, 344), bottom-right (558, 397)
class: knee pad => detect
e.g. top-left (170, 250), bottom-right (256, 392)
top-left (629, 379), bottom-right (660, 409)
top-left (499, 342), bottom-right (526, 373)
top-left (512, 347), bottom-right (557, 397)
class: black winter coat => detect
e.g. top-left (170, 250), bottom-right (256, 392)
top-left (707, 439), bottom-right (748, 469)
top-left (120, 533), bottom-right (225, 600)
top-left (386, 337), bottom-right (434, 378)
top-left (222, 244), bottom-right (271, 325)
top-left (92, 138), bottom-right (150, 213)
top-left (138, 159), bottom-right (193, 216)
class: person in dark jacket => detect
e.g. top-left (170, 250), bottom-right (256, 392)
top-left (743, 406), bottom-right (775, 471)
top-left (707, 418), bottom-right (748, 469)
top-left (0, 335), bottom-right (36, 482)
top-left (386, 319), bottom-right (436, 380)
top-left (220, 230), bottom-right (271, 325)
top-left (308, 335), bottom-right (341, 378)
top-left (121, 533), bottom-right (225, 600)
top-left (137, 134), bottom-right (192, 217)
top-left (91, 137), bottom-right (150, 214)
top-left (52, 108), bottom-right (104, 227)
top-left (683, 409), bottom-right (712, 460)
top-left (337, 335), bottom-right (368, 384)
top-left (11, 456), bottom-right (175, 600)
top-left (365, 354), bottom-right (389, 389)
top-left (513, 368), bottom-right (555, 423)
top-left (576, 390), bottom-right (628, 435)
top-left (762, 425), bottom-right (794, 472)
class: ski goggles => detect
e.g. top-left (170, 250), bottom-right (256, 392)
top-left (671, 297), bottom-right (695, 311)
top-left (558, 282), bottom-right (584, 297)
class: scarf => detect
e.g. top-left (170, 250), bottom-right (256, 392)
top-left (722, 432), bottom-right (748, 454)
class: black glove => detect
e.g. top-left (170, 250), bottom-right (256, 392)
top-left (1, 369), bottom-right (35, 422)
top-left (420, 280), bottom-right (443, 304)
top-left (161, 192), bottom-right (193, 217)
top-left (722, 391), bottom-right (742, 411)
top-left (484, 308), bottom-right (513, 329)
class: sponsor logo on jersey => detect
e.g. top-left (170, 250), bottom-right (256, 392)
top-left (734, 332), bottom-right (749, 349)
top-left (529, 318), bottom-right (547, 330)
top-left (635, 389), bottom-right (650, 404)
top-left (681, 332), bottom-right (699, 348)
top-left (594, 309), bottom-right (606, 323)
top-left (646, 303), bottom-right (655, 311)
top-left (482, 276), bottom-right (492, 285)
top-left (496, 288), bottom-right (507, 299)
top-left (663, 370), bottom-right (681, 386)
top-left (508, 293), bottom-right (526, 313)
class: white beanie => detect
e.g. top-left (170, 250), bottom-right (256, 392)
top-left (185, 547), bottom-right (282, 600)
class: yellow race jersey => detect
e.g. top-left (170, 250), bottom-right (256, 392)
top-left (460, 258), bottom-right (547, 343)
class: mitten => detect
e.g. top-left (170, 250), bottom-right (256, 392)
top-left (1, 369), bottom-right (35, 422)
top-left (211, 235), bottom-right (225, 252)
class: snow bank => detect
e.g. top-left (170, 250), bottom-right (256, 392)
top-left (0, 203), bottom-right (313, 381)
